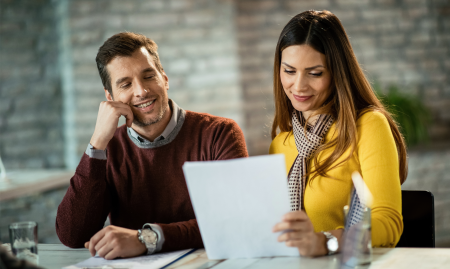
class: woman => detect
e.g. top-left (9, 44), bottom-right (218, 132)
top-left (270, 10), bottom-right (406, 257)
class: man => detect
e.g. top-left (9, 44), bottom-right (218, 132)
top-left (56, 32), bottom-right (248, 260)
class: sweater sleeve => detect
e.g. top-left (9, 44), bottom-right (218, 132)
top-left (156, 219), bottom-right (203, 252)
top-left (157, 119), bottom-right (248, 252)
top-left (357, 112), bottom-right (403, 247)
top-left (55, 154), bottom-right (111, 248)
top-left (212, 119), bottom-right (249, 160)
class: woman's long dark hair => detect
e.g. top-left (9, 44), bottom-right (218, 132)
top-left (271, 10), bottom-right (407, 184)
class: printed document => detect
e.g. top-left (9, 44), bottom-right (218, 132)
top-left (64, 248), bottom-right (193, 269)
top-left (183, 154), bottom-right (299, 259)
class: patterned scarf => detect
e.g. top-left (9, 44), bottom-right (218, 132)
top-left (287, 110), bottom-right (366, 229)
top-left (288, 110), bottom-right (334, 211)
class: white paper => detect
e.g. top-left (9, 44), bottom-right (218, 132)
top-left (64, 249), bottom-right (193, 269)
top-left (351, 171), bottom-right (373, 207)
top-left (182, 154), bottom-right (299, 259)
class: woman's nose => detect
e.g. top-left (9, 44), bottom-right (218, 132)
top-left (292, 74), bottom-right (308, 92)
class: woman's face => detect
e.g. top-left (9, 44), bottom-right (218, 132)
top-left (280, 45), bottom-right (332, 116)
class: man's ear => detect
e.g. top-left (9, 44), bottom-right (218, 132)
top-left (162, 71), bottom-right (169, 91)
top-left (104, 89), bottom-right (113, 101)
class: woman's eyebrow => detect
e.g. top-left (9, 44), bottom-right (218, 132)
top-left (305, 65), bottom-right (324, 70)
top-left (281, 62), bottom-right (296, 69)
top-left (281, 62), bottom-right (324, 70)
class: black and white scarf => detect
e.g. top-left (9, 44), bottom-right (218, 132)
top-left (288, 110), bottom-right (365, 228)
top-left (288, 110), bottom-right (334, 211)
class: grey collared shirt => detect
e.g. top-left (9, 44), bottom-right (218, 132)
top-left (84, 99), bottom-right (182, 254)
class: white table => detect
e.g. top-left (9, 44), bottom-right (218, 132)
top-left (37, 244), bottom-right (450, 269)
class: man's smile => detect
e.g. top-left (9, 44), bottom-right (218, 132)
top-left (134, 100), bottom-right (155, 108)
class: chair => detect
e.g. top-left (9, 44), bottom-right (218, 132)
top-left (396, 190), bottom-right (435, 247)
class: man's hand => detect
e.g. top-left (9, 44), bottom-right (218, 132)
top-left (272, 211), bottom-right (327, 257)
top-left (84, 225), bottom-right (147, 260)
top-left (90, 101), bottom-right (134, 150)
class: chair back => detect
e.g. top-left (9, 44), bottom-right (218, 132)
top-left (396, 190), bottom-right (435, 247)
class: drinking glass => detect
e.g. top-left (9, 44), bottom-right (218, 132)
top-left (9, 221), bottom-right (39, 265)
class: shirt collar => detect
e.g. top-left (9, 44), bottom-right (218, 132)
top-left (127, 99), bottom-right (179, 144)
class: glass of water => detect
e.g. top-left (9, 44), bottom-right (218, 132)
top-left (9, 221), bottom-right (39, 265)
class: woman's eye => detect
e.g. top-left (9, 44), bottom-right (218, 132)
top-left (284, 69), bottom-right (295, 74)
top-left (145, 76), bottom-right (154, 79)
top-left (310, 72), bottom-right (323, 77)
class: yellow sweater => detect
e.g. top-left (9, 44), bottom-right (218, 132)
top-left (269, 111), bottom-right (403, 247)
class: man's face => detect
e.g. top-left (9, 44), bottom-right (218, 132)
top-left (105, 47), bottom-right (169, 127)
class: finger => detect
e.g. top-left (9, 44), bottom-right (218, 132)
top-left (273, 220), bottom-right (309, 233)
top-left (110, 105), bottom-right (134, 127)
top-left (102, 100), bottom-right (133, 112)
top-left (285, 239), bottom-right (303, 248)
top-left (286, 239), bottom-right (314, 257)
top-left (94, 235), bottom-right (109, 254)
top-left (283, 211), bottom-right (309, 221)
top-left (97, 241), bottom-right (115, 259)
top-left (277, 231), bottom-right (305, 242)
top-left (84, 242), bottom-right (89, 249)
top-left (104, 247), bottom-right (120, 260)
top-left (89, 229), bottom-right (107, 256)
top-left (123, 107), bottom-right (134, 127)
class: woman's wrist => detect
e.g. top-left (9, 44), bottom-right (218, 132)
top-left (313, 229), bottom-right (344, 257)
top-left (314, 232), bottom-right (329, 257)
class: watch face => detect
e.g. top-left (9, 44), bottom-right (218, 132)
top-left (142, 229), bottom-right (157, 245)
top-left (327, 237), bottom-right (339, 252)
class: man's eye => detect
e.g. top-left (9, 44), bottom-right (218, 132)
top-left (310, 72), bottom-right (323, 77)
top-left (284, 69), bottom-right (295, 74)
top-left (121, 83), bottom-right (131, 88)
top-left (145, 76), bottom-right (154, 79)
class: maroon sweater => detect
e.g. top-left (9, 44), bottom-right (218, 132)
top-left (56, 111), bottom-right (248, 252)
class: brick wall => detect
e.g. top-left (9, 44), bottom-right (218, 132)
top-left (0, 0), bottom-right (64, 169)
top-left (1, 0), bottom-right (449, 246)
top-left (237, 0), bottom-right (450, 155)
top-left (2, 0), bottom-right (448, 163)
top-left (63, 0), bottom-right (244, 165)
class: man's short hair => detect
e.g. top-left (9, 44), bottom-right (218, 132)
top-left (95, 32), bottom-right (164, 94)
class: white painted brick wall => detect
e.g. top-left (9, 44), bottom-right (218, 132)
top-left (62, 0), bottom-right (244, 161)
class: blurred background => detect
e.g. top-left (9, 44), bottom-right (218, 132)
top-left (0, 0), bottom-right (449, 246)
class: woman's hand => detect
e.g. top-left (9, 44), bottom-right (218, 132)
top-left (272, 211), bottom-right (327, 257)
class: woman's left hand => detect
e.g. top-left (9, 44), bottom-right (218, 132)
top-left (272, 211), bottom-right (326, 257)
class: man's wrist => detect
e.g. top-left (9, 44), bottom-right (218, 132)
top-left (90, 137), bottom-right (108, 150)
top-left (135, 232), bottom-right (148, 255)
top-left (86, 144), bottom-right (107, 160)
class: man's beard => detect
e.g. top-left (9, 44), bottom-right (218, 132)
top-left (132, 103), bottom-right (168, 127)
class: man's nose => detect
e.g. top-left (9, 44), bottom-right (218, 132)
top-left (134, 82), bottom-right (147, 97)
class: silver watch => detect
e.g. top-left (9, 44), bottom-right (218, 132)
top-left (137, 224), bottom-right (158, 255)
top-left (322, 231), bottom-right (338, 255)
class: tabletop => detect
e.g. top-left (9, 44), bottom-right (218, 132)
top-left (35, 244), bottom-right (450, 269)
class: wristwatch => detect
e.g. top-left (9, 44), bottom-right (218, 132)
top-left (322, 231), bottom-right (338, 255)
top-left (137, 224), bottom-right (158, 255)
